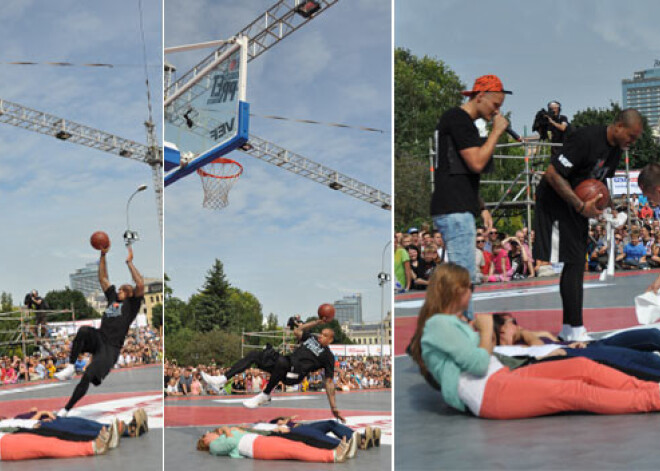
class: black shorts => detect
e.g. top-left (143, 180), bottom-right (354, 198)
top-left (76, 327), bottom-right (121, 386)
top-left (533, 186), bottom-right (588, 264)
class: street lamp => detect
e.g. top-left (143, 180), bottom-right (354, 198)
top-left (125, 184), bottom-right (148, 246)
top-left (379, 240), bottom-right (392, 368)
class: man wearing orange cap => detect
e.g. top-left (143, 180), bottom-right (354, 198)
top-left (431, 74), bottom-right (511, 319)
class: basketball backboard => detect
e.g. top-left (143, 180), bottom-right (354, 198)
top-left (164, 36), bottom-right (249, 186)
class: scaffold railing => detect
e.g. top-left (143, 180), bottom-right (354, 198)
top-left (0, 309), bottom-right (75, 359)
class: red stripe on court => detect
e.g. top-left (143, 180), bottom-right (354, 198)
top-left (164, 405), bottom-right (390, 427)
top-left (395, 269), bottom-right (660, 301)
top-left (394, 307), bottom-right (644, 356)
top-left (0, 390), bottom-right (162, 417)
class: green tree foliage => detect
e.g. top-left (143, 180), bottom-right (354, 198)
top-left (1, 292), bottom-right (13, 312)
top-left (45, 288), bottom-right (98, 321)
top-left (165, 328), bottom-right (242, 366)
top-left (571, 102), bottom-right (660, 169)
top-left (266, 313), bottom-right (279, 331)
top-left (151, 303), bottom-right (162, 330)
top-left (191, 259), bottom-right (232, 332)
top-left (163, 297), bottom-right (186, 336)
top-left (226, 288), bottom-right (263, 334)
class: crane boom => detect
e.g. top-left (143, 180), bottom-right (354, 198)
top-left (243, 135), bottom-right (391, 210)
top-left (0, 98), bottom-right (164, 238)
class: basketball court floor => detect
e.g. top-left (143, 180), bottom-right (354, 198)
top-left (0, 364), bottom-right (163, 470)
top-left (394, 270), bottom-right (660, 470)
top-left (165, 388), bottom-right (391, 469)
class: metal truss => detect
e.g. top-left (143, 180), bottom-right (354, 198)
top-left (164, 0), bottom-right (339, 108)
top-left (0, 98), bottom-right (164, 238)
top-left (242, 135), bottom-right (391, 210)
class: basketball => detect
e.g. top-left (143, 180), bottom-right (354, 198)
top-left (574, 179), bottom-right (609, 211)
top-left (318, 303), bottom-right (335, 322)
top-left (90, 231), bottom-right (110, 251)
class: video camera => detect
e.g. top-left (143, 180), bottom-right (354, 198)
top-left (532, 109), bottom-right (552, 140)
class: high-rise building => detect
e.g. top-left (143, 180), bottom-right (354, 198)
top-left (622, 61), bottom-right (660, 128)
top-left (333, 294), bottom-right (362, 325)
top-left (69, 262), bottom-right (102, 298)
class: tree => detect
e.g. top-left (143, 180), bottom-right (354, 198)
top-left (193, 259), bottom-right (232, 332)
top-left (151, 303), bottom-right (162, 330)
top-left (571, 102), bottom-right (660, 169)
top-left (45, 288), bottom-right (98, 321)
top-left (265, 313), bottom-right (279, 331)
top-left (163, 297), bottom-right (186, 336)
top-left (226, 288), bottom-right (263, 334)
top-left (1, 292), bottom-right (13, 313)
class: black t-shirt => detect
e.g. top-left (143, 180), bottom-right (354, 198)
top-left (550, 114), bottom-right (569, 143)
top-left (99, 285), bottom-right (144, 348)
top-left (431, 107), bottom-right (486, 217)
top-left (537, 125), bottom-right (622, 207)
top-left (290, 331), bottom-right (335, 379)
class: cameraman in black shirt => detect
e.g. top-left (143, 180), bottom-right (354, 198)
top-left (546, 101), bottom-right (569, 158)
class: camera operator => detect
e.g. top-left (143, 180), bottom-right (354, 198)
top-left (533, 101), bottom-right (569, 158)
top-left (546, 101), bottom-right (569, 158)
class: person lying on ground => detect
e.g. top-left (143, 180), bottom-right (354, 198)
top-left (408, 262), bottom-right (660, 420)
top-left (196, 425), bottom-right (349, 462)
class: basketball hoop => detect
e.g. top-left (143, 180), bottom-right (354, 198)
top-left (197, 157), bottom-right (243, 209)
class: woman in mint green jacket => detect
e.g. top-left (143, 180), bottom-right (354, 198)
top-left (409, 263), bottom-right (660, 419)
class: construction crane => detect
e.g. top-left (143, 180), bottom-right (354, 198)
top-left (0, 98), bottom-right (164, 238)
top-left (165, 0), bottom-right (392, 210)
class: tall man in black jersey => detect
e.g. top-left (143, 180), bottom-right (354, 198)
top-left (432, 74), bottom-right (511, 319)
top-left (55, 244), bottom-right (144, 416)
top-left (202, 317), bottom-right (345, 422)
top-left (533, 109), bottom-right (643, 341)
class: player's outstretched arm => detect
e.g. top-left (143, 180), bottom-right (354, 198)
top-left (126, 246), bottom-right (145, 297)
top-left (293, 318), bottom-right (326, 340)
top-left (98, 248), bottom-right (111, 292)
top-left (324, 377), bottom-right (345, 423)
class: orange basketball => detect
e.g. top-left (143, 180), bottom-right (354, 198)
top-left (574, 179), bottom-right (609, 211)
top-left (90, 231), bottom-right (110, 251)
top-left (318, 303), bottom-right (335, 322)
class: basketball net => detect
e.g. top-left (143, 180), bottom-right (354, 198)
top-left (197, 157), bottom-right (243, 210)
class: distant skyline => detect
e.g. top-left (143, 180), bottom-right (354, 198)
top-left (164, 0), bottom-right (392, 324)
top-left (0, 0), bottom-right (163, 304)
top-left (396, 0), bottom-right (660, 133)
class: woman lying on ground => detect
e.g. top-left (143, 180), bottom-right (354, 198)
top-left (255, 415), bottom-right (381, 456)
top-left (0, 424), bottom-right (112, 460)
top-left (408, 262), bottom-right (660, 420)
top-left (493, 314), bottom-right (660, 381)
top-left (4, 407), bottom-right (149, 438)
top-left (196, 425), bottom-right (349, 462)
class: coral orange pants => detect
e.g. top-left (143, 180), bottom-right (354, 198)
top-left (253, 436), bottom-right (335, 462)
top-left (480, 357), bottom-right (660, 419)
top-left (0, 433), bottom-right (94, 460)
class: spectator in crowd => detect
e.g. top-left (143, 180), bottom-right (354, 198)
top-left (476, 235), bottom-right (491, 282)
top-left (484, 228), bottom-right (498, 253)
top-left (432, 231), bottom-right (448, 263)
top-left (487, 240), bottom-right (511, 282)
top-left (179, 368), bottom-right (193, 395)
top-left (514, 230), bottom-right (535, 277)
top-left (394, 235), bottom-right (412, 292)
top-left (408, 228), bottom-right (421, 254)
top-left (640, 203), bottom-right (653, 220)
top-left (620, 229), bottom-right (648, 269)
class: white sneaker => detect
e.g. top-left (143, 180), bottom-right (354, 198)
top-left (56, 408), bottom-right (69, 417)
top-left (200, 371), bottom-right (227, 393)
top-left (55, 364), bottom-right (75, 381)
top-left (242, 392), bottom-right (271, 409)
top-left (566, 326), bottom-right (593, 342)
top-left (109, 418), bottom-right (120, 449)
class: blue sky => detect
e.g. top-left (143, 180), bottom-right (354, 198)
top-left (396, 0), bottom-right (660, 132)
top-left (0, 0), bottom-right (162, 304)
top-left (164, 0), bottom-right (392, 324)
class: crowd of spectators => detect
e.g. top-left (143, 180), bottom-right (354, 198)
top-left (0, 325), bottom-right (161, 385)
top-left (164, 354), bottom-right (392, 398)
top-left (395, 194), bottom-right (660, 292)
